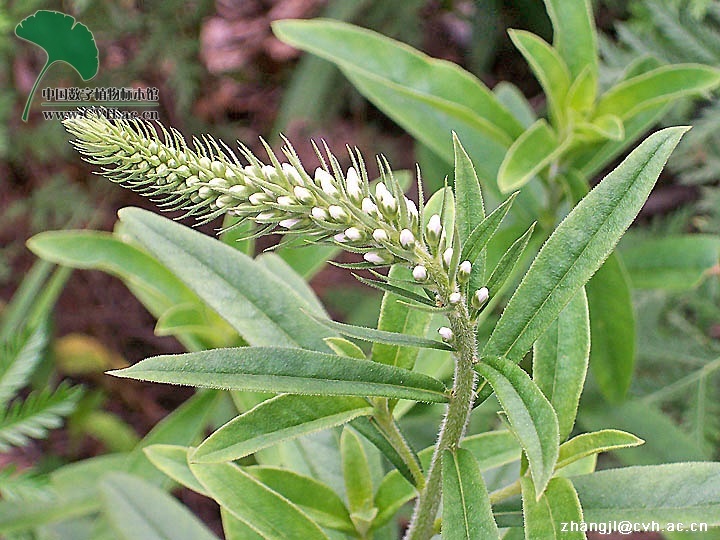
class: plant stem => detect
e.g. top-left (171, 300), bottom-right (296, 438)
top-left (374, 399), bottom-right (426, 490)
top-left (404, 255), bottom-right (479, 540)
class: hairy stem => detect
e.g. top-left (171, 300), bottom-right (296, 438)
top-left (374, 399), bottom-right (426, 490)
top-left (404, 255), bottom-right (479, 540)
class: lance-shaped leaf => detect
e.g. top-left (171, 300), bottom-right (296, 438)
top-left (596, 64), bottom-right (720, 119)
top-left (498, 120), bottom-right (568, 193)
top-left (190, 461), bottom-right (329, 539)
top-left (143, 445), bottom-right (208, 496)
top-left (521, 476), bottom-right (584, 540)
top-left (117, 207), bottom-right (333, 351)
top-left (192, 395), bottom-right (372, 463)
top-left (475, 356), bottom-right (559, 495)
top-left (453, 134), bottom-right (485, 245)
top-left (542, 0), bottom-right (598, 82)
top-left (442, 448), bottom-right (500, 539)
top-left (460, 193), bottom-right (518, 265)
top-left (557, 429), bottom-right (644, 471)
top-left (100, 473), bottom-right (219, 540)
top-left (508, 30), bottom-right (571, 126)
top-left (342, 428), bottom-right (377, 535)
top-left (485, 223), bottom-right (535, 296)
top-left (571, 463), bottom-right (720, 525)
top-left (15, 10), bottom-right (99, 121)
top-left (483, 127), bottom-right (688, 362)
top-left (532, 289), bottom-right (590, 441)
top-left (310, 314), bottom-right (452, 352)
top-left (109, 347), bottom-right (449, 403)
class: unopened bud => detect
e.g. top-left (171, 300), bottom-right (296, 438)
top-left (345, 167), bottom-right (363, 202)
top-left (412, 265), bottom-right (428, 282)
top-left (293, 186), bottom-right (314, 204)
top-left (345, 227), bottom-right (364, 242)
top-left (328, 205), bottom-right (349, 222)
top-left (449, 292), bottom-right (462, 304)
top-left (426, 214), bottom-right (443, 248)
top-left (458, 261), bottom-right (472, 283)
top-left (364, 251), bottom-right (393, 265)
top-left (373, 228), bottom-right (389, 243)
top-left (279, 218), bottom-right (301, 229)
top-left (472, 287), bottom-right (490, 309)
top-left (399, 229), bottom-right (415, 249)
top-left (282, 163), bottom-right (303, 185)
top-left (276, 196), bottom-right (294, 206)
top-left (311, 207), bottom-right (329, 220)
top-left (438, 327), bottom-right (454, 342)
top-left (362, 197), bottom-right (378, 215)
top-left (443, 248), bottom-right (454, 268)
top-left (315, 168), bottom-right (337, 195)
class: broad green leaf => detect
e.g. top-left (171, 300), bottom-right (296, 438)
top-left (222, 508), bottom-right (263, 540)
top-left (460, 193), bottom-right (518, 266)
top-left (475, 356), bottom-right (559, 495)
top-left (442, 448), bottom-right (500, 539)
top-left (109, 347), bottom-right (449, 403)
top-left (277, 244), bottom-right (339, 280)
top-left (453, 133), bottom-right (485, 245)
top-left (571, 463), bottom-right (720, 525)
top-left (246, 466), bottom-right (354, 532)
top-left (373, 431), bottom-right (521, 529)
top-left (143, 445), bottom-right (207, 495)
top-left (579, 400), bottom-right (709, 465)
top-left (117, 207), bottom-right (333, 351)
top-left (585, 253), bottom-right (636, 403)
top-left (324, 337), bottom-right (366, 359)
top-left (493, 82), bottom-right (536, 129)
top-left (557, 429), bottom-right (644, 471)
top-left (521, 476), bottom-right (584, 540)
top-left (542, 0), bottom-right (598, 82)
top-left (596, 65), bottom-right (720, 119)
top-left (484, 127), bottom-right (687, 362)
top-left (371, 266), bottom-right (436, 372)
top-left (312, 315), bottom-right (451, 353)
top-left (193, 395), bottom-right (372, 463)
top-left (272, 19), bottom-right (523, 141)
top-left (255, 253), bottom-right (326, 316)
top-left (190, 461), bottom-right (329, 539)
top-left (508, 30), bottom-right (571, 126)
top-left (485, 223), bottom-right (535, 298)
top-left (100, 473), bottom-right (218, 540)
top-left (124, 390), bottom-right (219, 486)
top-left (565, 66), bottom-right (596, 114)
top-left (498, 120), bottom-right (566, 193)
top-left (532, 289), bottom-right (589, 441)
top-left (342, 427), bottom-right (377, 534)
top-left (619, 235), bottom-right (720, 290)
top-left (574, 114), bottom-right (624, 142)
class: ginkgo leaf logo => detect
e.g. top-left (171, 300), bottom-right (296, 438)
top-left (15, 10), bottom-right (99, 122)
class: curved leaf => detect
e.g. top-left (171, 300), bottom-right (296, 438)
top-left (521, 477), bottom-right (584, 540)
top-left (542, 0), bottom-right (598, 81)
top-left (557, 429), bottom-right (644, 471)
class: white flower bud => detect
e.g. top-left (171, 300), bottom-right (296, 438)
top-left (458, 260), bottom-right (472, 283)
top-left (443, 248), bottom-right (454, 268)
top-left (334, 233), bottom-right (347, 243)
top-left (211, 161), bottom-right (226, 177)
top-left (311, 207), bottom-right (328, 220)
top-left (427, 214), bottom-right (442, 235)
top-left (412, 265), bottom-right (428, 282)
top-left (449, 292), bottom-right (462, 304)
top-left (256, 211), bottom-right (277, 221)
top-left (362, 197), bottom-right (378, 215)
top-left (345, 227), bottom-right (363, 242)
top-left (198, 186), bottom-right (213, 199)
top-left (373, 228), bottom-right (389, 242)
top-left (472, 287), bottom-right (490, 309)
top-left (438, 327), bottom-right (454, 342)
top-left (293, 186), bottom-right (314, 204)
top-left (315, 168), bottom-right (338, 195)
top-left (279, 218), bottom-right (301, 229)
top-left (399, 229), bottom-right (415, 248)
top-left (405, 197), bottom-right (418, 217)
top-left (249, 192), bottom-right (270, 205)
top-left (379, 193), bottom-right (398, 217)
top-left (229, 184), bottom-right (249, 198)
top-left (186, 175), bottom-right (201, 187)
top-left (364, 252), bottom-right (387, 265)
top-left (277, 196), bottom-right (294, 206)
top-left (215, 195), bottom-right (233, 208)
top-left (261, 165), bottom-right (278, 180)
top-left (282, 163), bottom-right (303, 185)
top-left (199, 156), bottom-right (212, 169)
top-left (346, 167), bottom-right (363, 201)
top-left (375, 182), bottom-right (389, 199)
top-left (209, 178), bottom-right (228, 190)
top-left (328, 205), bottom-right (349, 222)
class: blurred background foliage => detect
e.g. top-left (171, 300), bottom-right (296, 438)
top-left (1, 0), bottom-right (720, 536)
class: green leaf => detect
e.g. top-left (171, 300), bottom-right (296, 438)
top-left (619, 235), bottom-right (720, 290)
top-left (324, 337), bottom-right (366, 359)
top-left (442, 448), bottom-right (500, 539)
top-left (453, 133), bottom-right (485, 246)
top-left (493, 82), bottom-right (537, 129)
top-left (0, 486), bottom-right (97, 533)
top-left (485, 223), bottom-right (535, 297)
top-left (542, 0), bottom-right (598, 82)
top-left (143, 445), bottom-right (208, 496)
top-left (193, 395), bottom-right (372, 463)
top-left (521, 476), bottom-right (584, 540)
top-left (255, 253), bottom-right (327, 316)
top-left (571, 463), bottom-right (720, 525)
top-left (15, 10), bottom-right (99, 121)
top-left (596, 64), bottom-right (720, 119)
top-left (117, 207), bottom-right (332, 351)
top-left (246, 466), bottom-right (355, 533)
top-left (475, 356), bottom-right (559, 495)
top-left (460, 193), bottom-right (518, 266)
top-left (483, 127), bottom-right (687, 362)
top-left (342, 427), bottom-right (377, 534)
top-left (0, 321), bottom-right (48, 409)
top-left (498, 120), bottom-right (567, 193)
top-left (574, 114), bottom-right (625, 142)
top-left (109, 347), bottom-right (449, 403)
top-left (311, 314), bottom-right (451, 353)
top-left (508, 30), bottom-right (571, 126)
top-left (124, 390), bottom-right (219, 486)
top-left (100, 473), bottom-right (219, 540)
top-left (585, 253), bottom-right (636, 403)
top-left (532, 288), bottom-right (590, 441)
top-left (350, 416), bottom-right (417, 487)
top-left (424, 186), bottom-right (456, 246)
top-left (565, 66), bottom-right (596, 114)
top-left (190, 461), bottom-right (330, 539)
top-left (222, 508), bottom-right (264, 540)
top-left (557, 429), bottom-right (644, 471)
